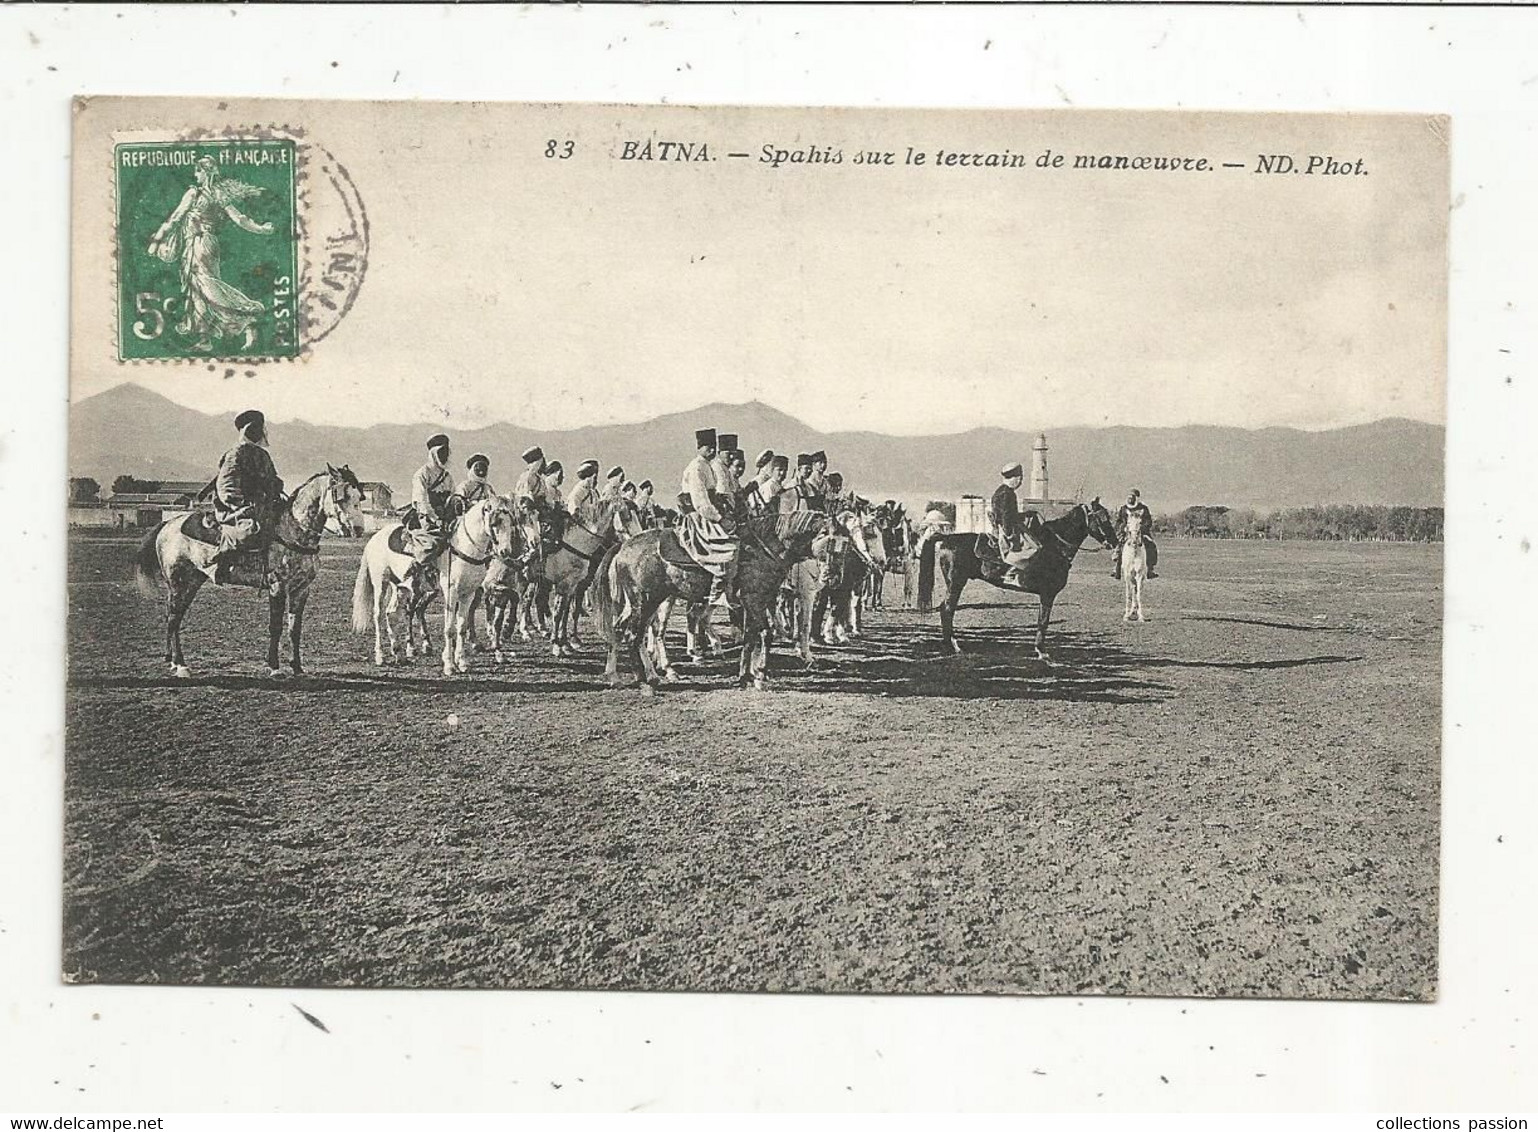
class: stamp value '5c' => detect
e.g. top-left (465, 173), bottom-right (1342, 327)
top-left (116, 139), bottom-right (299, 361)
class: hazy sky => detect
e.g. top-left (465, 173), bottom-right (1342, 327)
top-left (73, 100), bottom-right (1447, 435)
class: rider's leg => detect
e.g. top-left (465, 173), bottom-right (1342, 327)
top-left (204, 517), bottom-right (256, 584)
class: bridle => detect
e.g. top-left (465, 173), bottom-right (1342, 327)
top-left (273, 471), bottom-right (356, 556)
top-left (447, 500), bottom-right (510, 567)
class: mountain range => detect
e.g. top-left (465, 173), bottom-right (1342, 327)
top-left (69, 384), bottom-right (1445, 513)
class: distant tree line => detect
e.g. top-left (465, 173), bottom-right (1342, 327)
top-left (1154, 504), bottom-right (1443, 542)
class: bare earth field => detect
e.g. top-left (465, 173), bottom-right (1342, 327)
top-left (63, 534), bottom-right (1441, 1000)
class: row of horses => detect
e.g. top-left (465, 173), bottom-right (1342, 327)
top-left (133, 463), bottom-right (1131, 692)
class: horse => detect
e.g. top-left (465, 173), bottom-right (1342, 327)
top-left (593, 510), bottom-right (831, 693)
top-left (520, 498), bottom-right (644, 657)
top-left (779, 526), bottom-right (852, 667)
top-left (351, 496), bottom-right (539, 672)
top-left (872, 501), bottom-right (911, 609)
top-left (477, 555), bottom-right (523, 664)
top-left (844, 511), bottom-right (888, 626)
top-left (134, 465), bottom-right (367, 679)
top-left (916, 499), bottom-right (1117, 660)
top-left (436, 497), bottom-right (541, 676)
top-left (1120, 506), bottom-right (1150, 623)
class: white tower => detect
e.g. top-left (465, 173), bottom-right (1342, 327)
top-left (1029, 433), bottom-right (1049, 500)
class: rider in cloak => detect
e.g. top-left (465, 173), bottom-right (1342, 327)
top-left (455, 453), bottom-right (497, 507)
top-left (680, 427), bottom-right (741, 610)
top-left (745, 451), bottom-right (786, 514)
top-left (406, 433), bottom-right (455, 591)
top-left (804, 451), bottom-right (830, 511)
top-left (600, 465), bottom-right (627, 507)
top-left (567, 460), bottom-right (602, 528)
top-left (990, 463), bottom-right (1043, 588)
top-left (778, 453), bottom-right (823, 514)
top-left (206, 408), bottom-right (285, 585)
top-left (634, 479), bottom-right (660, 528)
top-left (512, 446), bottom-right (553, 506)
top-left (1112, 488), bottom-right (1159, 579)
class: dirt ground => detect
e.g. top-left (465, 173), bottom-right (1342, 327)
top-left (63, 533), bottom-right (1441, 999)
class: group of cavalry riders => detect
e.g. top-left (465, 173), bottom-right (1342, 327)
top-left (201, 407), bottom-right (1157, 600)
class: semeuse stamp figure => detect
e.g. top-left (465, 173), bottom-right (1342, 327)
top-left (117, 140), bottom-right (299, 359)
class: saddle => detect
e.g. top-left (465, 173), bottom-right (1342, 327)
top-left (179, 511), bottom-right (222, 547)
top-left (180, 510), bottom-right (269, 575)
top-left (386, 525), bottom-right (415, 557)
top-left (657, 528), bottom-right (709, 572)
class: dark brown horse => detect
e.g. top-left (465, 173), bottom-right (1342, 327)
top-left (592, 510), bottom-right (830, 693)
top-left (916, 499), bottom-right (1117, 660)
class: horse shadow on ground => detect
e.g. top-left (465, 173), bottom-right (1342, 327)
top-left (740, 621), bottom-right (1178, 704)
top-left (1181, 614), bottom-right (1354, 634)
top-left (67, 671), bottom-right (602, 696)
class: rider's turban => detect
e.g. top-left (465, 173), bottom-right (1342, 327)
top-left (467, 453), bottom-right (490, 470)
top-left (810, 450), bottom-right (828, 466)
top-left (694, 427), bottom-right (717, 449)
top-left (827, 472), bottom-right (844, 489)
top-left (426, 433), bottom-right (450, 451)
top-left (717, 433), bottom-right (739, 452)
top-left (638, 479), bottom-right (653, 491)
top-left (755, 448), bottom-right (775, 470)
top-left (521, 445), bottom-right (544, 464)
top-left (1002, 462), bottom-right (1024, 478)
top-left (606, 465), bottom-right (624, 481)
top-left (796, 453), bottom-right (814, 469)
top-left (771, 455), bottom-right (790, 473)
top-left (234, 409), bottom-right (264, 434)
top-left (577, 459), bottom-right (599, 479)
top-left (545, 460), bottom-right (563, 476)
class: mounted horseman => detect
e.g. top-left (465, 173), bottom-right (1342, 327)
top-left (135, 407), bottom-right (366, 678)
top-left (681, 426), bottom-right (742, 611)
top-left (203, 408), bottom-right (285, 587)
top-left (455, 452), bottom-right (498, 508)
top-left (746, 453), bottom-right (788, 516)
top-left (990, 462), bottom-right (1045, 590)
top-left (567, 459), bottom-right (602, 529)
top-left (512, 445), bottom-right (555, 510)
top-left (711, 433), bottom-right (742, 515)
top-left (634, 479), bottom-right (662, 528)
top-left (601, 465), bottom-right (627, 508)
top-left (1112, 489), bottom-right (1160, 580)
top-left (403, 433), bottom-right (455, 594)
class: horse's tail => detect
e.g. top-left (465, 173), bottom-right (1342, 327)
top-left (916, 535), bottom-right (939, 612)
top-left (351, 552), bottom-right (376, 634)
top-left (590, 542), bottom-right (624, 645)
top-left (132, 522), bottom-right (168, 599)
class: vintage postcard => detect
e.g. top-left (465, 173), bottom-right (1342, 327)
top-left (67, 98), bottom-right (1446, 1000)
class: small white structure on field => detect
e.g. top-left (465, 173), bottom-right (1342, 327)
top-left (953, 495), bottom-right (989, 533)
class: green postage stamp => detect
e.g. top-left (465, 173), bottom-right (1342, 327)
top-left (115, 139), bottom-right (299, 360)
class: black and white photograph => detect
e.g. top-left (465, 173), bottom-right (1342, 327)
top-left (61, 97), bottom-right (1448, 1004)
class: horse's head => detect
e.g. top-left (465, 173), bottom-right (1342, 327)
top-left (609, 498), bottom-right (645, 540)
top-left (323, 464), bottom-right (366, 536)
top-left (1083, 496), bottom-right (1118, 548)
top-left (509, 496), bottom-right (545, 567)
top-left (1124, 505), bottom-right (1146, 543)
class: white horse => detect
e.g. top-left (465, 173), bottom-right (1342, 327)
top-left (840, 511), bottom-right (887, 638)
top-left (135, 465), bottom-right (367, 679)
top-left (1121, 507), bottom-right (1150, 622)
top-left (351, 497), bottom-right (538, 672)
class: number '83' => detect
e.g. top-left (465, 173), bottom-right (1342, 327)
top-left (545, 139), bottom-right (575, 159)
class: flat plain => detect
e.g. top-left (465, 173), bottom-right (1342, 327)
top-left (63, 534), bottom-right (1441, 999)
